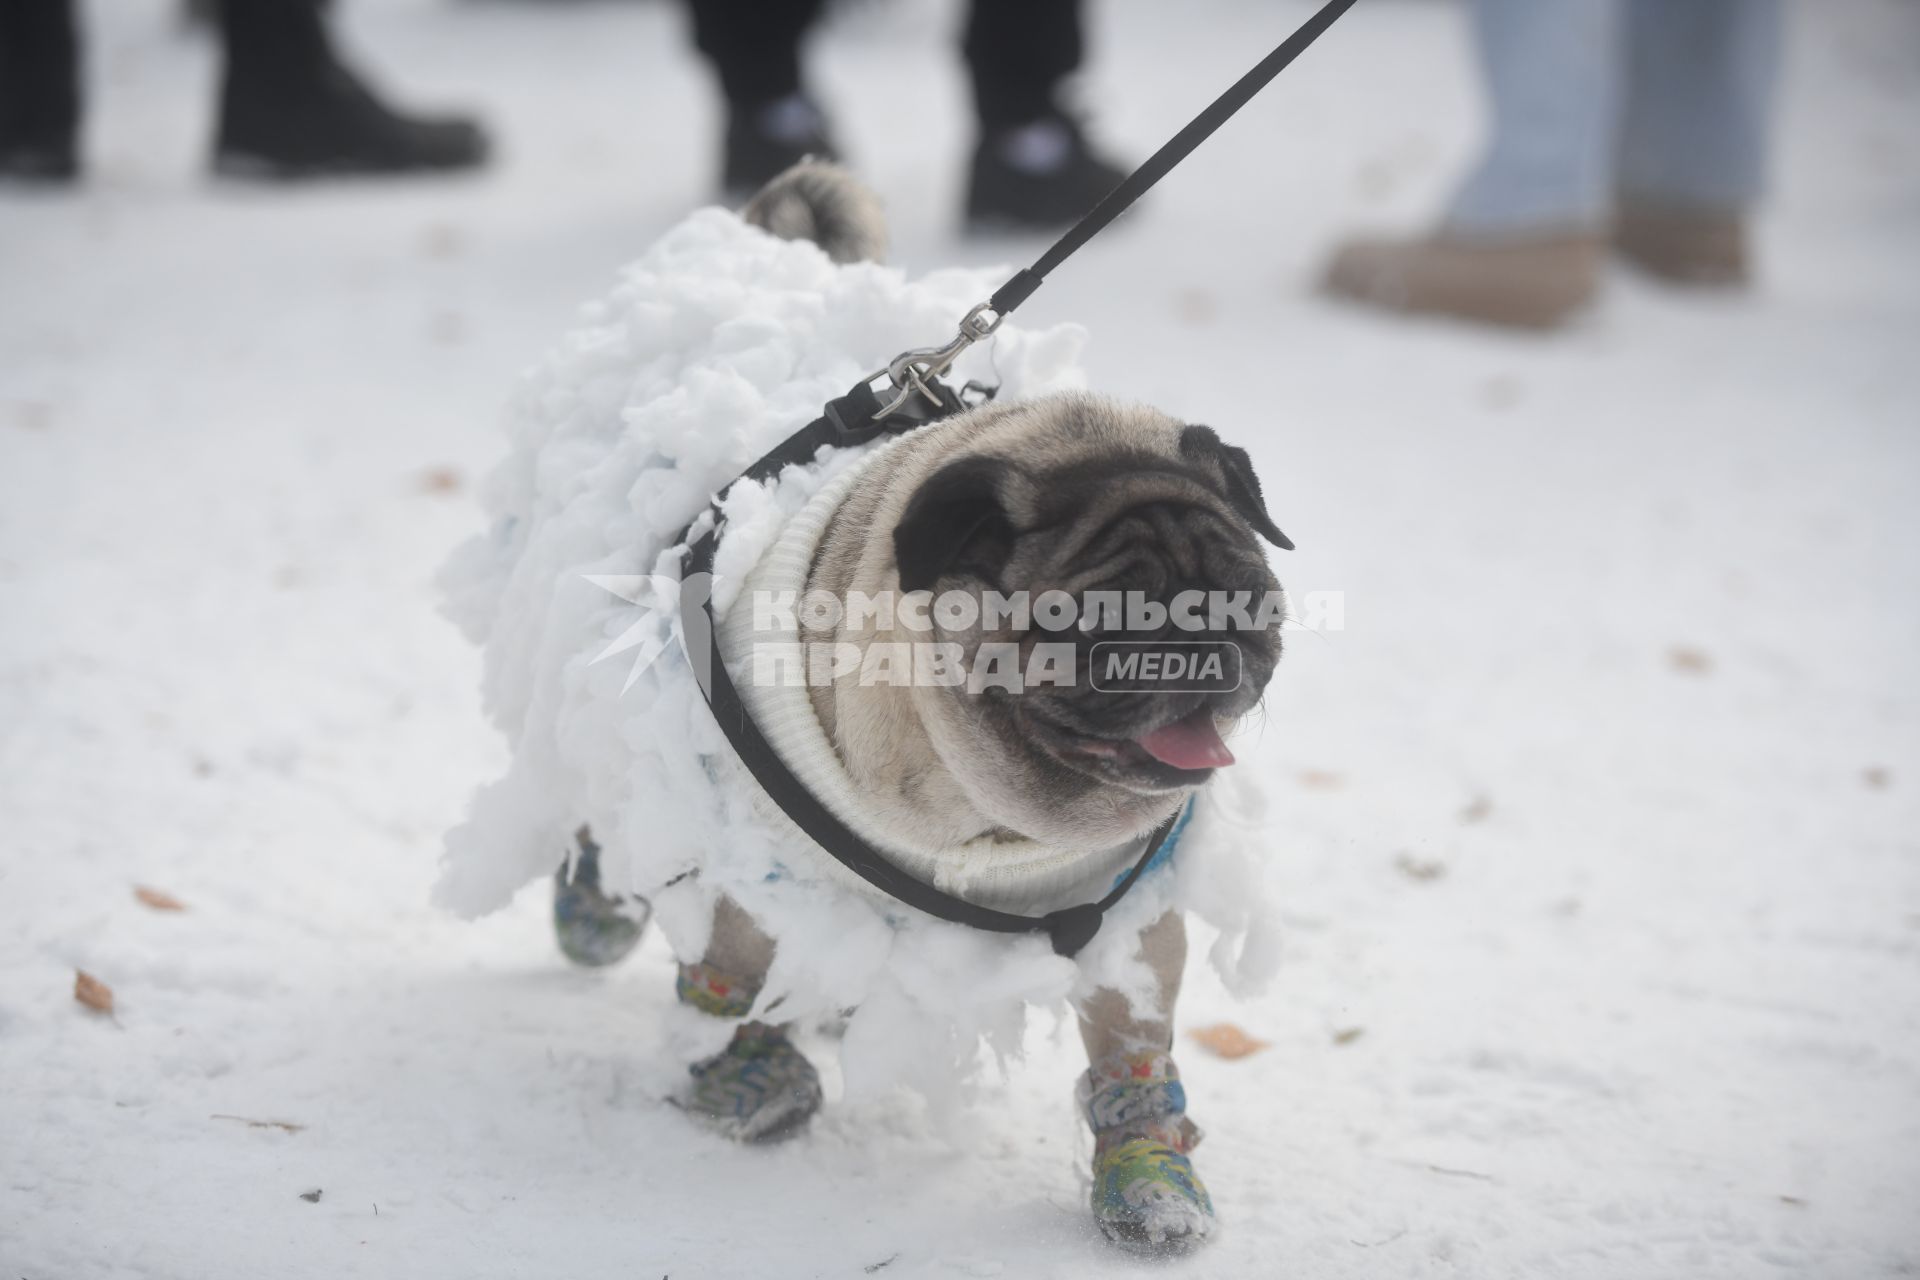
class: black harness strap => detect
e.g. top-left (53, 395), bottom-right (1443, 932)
top-left (668, 0), bottom-right (1362, 957)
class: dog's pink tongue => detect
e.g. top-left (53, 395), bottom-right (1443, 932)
top-left (1134, 711), bottom-right (1235, 770)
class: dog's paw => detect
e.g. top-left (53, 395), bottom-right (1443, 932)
top-left (1091, 1138), bottom-right (1216, 1254)
top-left (674, 1022), bottom-right (822, 1144)
top-left (552, 831), bottom-right (647, 969)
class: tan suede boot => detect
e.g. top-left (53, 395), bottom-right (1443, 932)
top-left (1320, 231), bottom-right (1603, 330)
top-left (1613, 199), bottom-right (1751, 286)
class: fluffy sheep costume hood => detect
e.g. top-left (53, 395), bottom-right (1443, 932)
top-left (436, 201), bottom-right (1281, 1103)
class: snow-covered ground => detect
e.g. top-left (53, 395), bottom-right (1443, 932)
top-left (3, 0), bottom-right (1918, 1275)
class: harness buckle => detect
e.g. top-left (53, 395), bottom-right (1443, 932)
top-left (861, 301), bottom-right (1004, 422)
top-left (821, 387), bottom-right (902, 445)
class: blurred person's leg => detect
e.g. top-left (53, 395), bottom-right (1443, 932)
top-left (964, 0), bottom-right (1079, 135)
top-left (1322, 0), bottom-right (1622, 330)
top-left (1613, 0), bottom-right (1784, 284)
top-left (214, 0), bottom-right (488, 179)
top-left (963, 0), bottom-right (1127, 230)
top-left (685, 0), bottom-right (834, 196)
top-left (0, 0), bottom-right (81, 181)
top-left (1445, 0), bottom-right (1620, 234)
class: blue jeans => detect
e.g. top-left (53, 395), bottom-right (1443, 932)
top-left (1447, 0), bottom-right (1785, 233)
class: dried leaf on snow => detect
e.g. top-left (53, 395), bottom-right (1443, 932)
top-left (134, 885), bottom-right (187, 912)
top-left (1188, 1022), bottom-right (1271, 1060)
top-left (418, 466), bottom-right (464, 494)
top-left (212, 1114), bottom-right (307, 1134)
top-left (1395, 853), bottom-right (1448, 882)
top-left (1668, 646), bottom-right (1713, 675)
top-left (74, 970), bottom-right (114, 1015)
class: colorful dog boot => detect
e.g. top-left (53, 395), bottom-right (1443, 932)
top-left (552, 827), bottom-right (648, 968)
top-left (674, 959), bottom-right (759, 1019)
top-left (675, 1019), bottom-right (823, 1144)
top-left (1081, 1051), bottom-right (1214, 1253)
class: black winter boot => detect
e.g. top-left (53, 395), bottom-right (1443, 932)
top-left (722, 93), bottom-right (835, 198)
top-left (966, 114), bottom-right (1127, 232)
top-left (213, 0), bottom-right (487, 179)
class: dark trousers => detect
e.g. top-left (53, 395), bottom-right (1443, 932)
top-left (0, 0), bottom-right (332, 139)
top-left (684, 0), bottom-right (1084, 133)
top-left (0, 0), bottom-right (79, 142)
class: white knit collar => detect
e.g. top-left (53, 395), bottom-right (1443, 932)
top-left (715, 440), bottom-right (1145, 908)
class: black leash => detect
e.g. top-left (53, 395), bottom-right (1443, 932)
top-left (862, 0), bottom-right (1364, 422)
top-left (990, 0), bottom-right (1363, 318)
top-left (673, 0), bottom-right (1361, 957)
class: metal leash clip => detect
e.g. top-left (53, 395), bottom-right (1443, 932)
top-left (865, 301), bottom-right (1004, 420)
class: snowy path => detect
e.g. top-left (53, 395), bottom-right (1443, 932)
top-left (4, 1), bottom-right (1918, 1276)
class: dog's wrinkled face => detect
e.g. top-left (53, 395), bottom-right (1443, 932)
top-left (892, 399), bottom-right (1289, 850)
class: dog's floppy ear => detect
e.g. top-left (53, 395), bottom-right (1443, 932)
top-left (893, 456), bottom-right (1016, 592)
top-left (1179, 424), bottom-right (1294, 550)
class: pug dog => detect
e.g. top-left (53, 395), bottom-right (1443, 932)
top-left (552, 164), bottom-right (1290, 1254)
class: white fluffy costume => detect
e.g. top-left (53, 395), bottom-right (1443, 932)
top-left (436, 206), bottom-right (1281, 1102)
